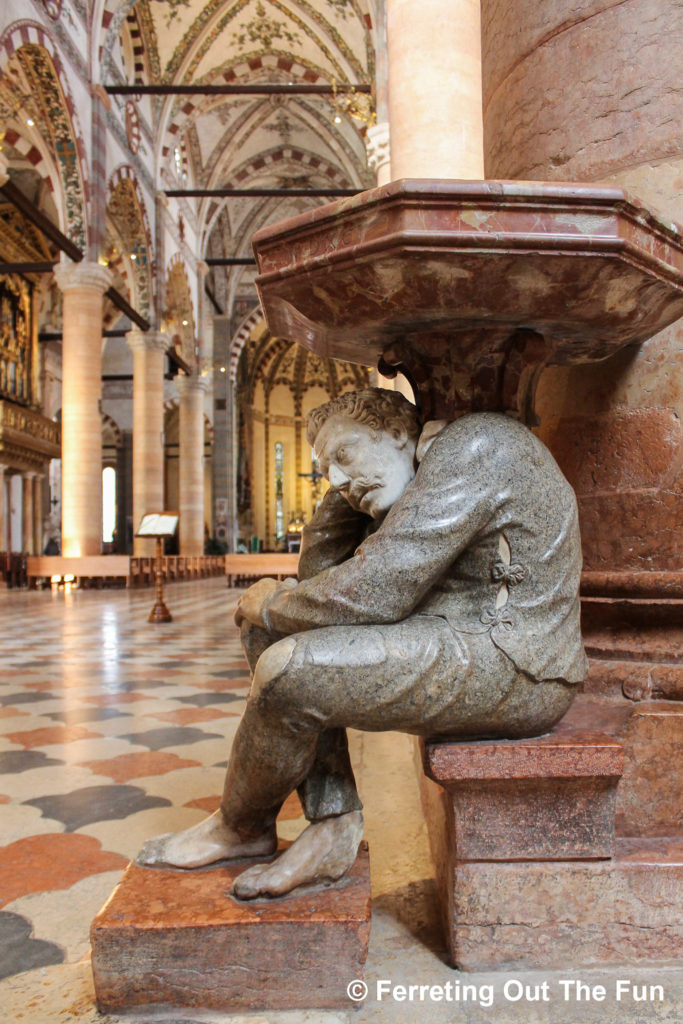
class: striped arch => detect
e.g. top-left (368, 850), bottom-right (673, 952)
top-left (101, 412), bottom-right (123, 450)
top-left (0, 125), bottom-right (56, 195)
top-left (164, 396), bottom-right (214, 444)
top-left (97, 0), bottom-right (133, 63)
top-left (104, 165), bottom-right (155, 321)
top-left (229, 305), bottom-right (265, 384)
top-left (0, 22), bottom-right (90, 249)
top-left (124, 6), bottom-right (147, 84)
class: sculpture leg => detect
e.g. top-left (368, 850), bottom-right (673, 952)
top-left (297, 728), bottom-right (362, 821)
top-left (139, 615), bottom-right (566, 894)
top-left (240, 620), bottom-right (362, 824)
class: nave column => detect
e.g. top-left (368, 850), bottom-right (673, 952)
top-left (54, 261), bottom-right (113, 557)
top-left (176, 375), bottom-right (208, 556)
top-left (386, 0), bottom-right (484, 179)
top-left (127, 330), bottom-right (168, 556)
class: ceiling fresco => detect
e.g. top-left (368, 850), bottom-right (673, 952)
top-left (105, 0), bottom-right (377, 315)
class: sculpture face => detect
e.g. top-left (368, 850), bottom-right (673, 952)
top-left (313, 414), bottom-right (417, 519)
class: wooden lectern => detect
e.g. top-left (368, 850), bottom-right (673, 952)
top-left (135, 513), bottom-right (179, 623)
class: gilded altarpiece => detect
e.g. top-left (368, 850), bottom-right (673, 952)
top-left (0, 274), bottom-right (60, 473)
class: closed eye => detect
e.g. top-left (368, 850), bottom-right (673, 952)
top-left (335, 441), bottom-right (356, 465)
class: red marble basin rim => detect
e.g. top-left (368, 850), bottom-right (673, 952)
top-left (252, 178), bottom-right (683, 368)
top-left (252, 177), bottom-right (683, 282)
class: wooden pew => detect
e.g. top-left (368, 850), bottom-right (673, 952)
top-left (225, 553), bottom-right (299, 588)
top-left (26, 556), bottom-right (131, 588)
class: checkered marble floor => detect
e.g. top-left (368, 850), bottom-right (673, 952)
top-left (0, 580), bottom-right (679, 1024)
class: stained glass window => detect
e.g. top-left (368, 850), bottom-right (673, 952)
top-left (274, 442), bottom-right (284, 542)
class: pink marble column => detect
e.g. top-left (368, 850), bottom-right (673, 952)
top-left (54, 261), bottom-right (113, 557)
top-left (386, 0), bottom-right (484, 179)
top-left (176, 375), bottom-right (208, 556)
top-left (127, 330), bottom-right (168, 556)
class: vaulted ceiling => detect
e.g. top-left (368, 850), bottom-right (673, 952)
top-left (110, 0), bottom-right (378, 310)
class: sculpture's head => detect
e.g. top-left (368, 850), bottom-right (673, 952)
top-left (307, 388), bottom-right (421, 519)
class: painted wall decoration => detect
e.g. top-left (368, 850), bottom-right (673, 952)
top-left (11, 44), bottom-right (87, 251)
top-left (42, 0), bottom-right (63, 21)
top-left (125, 101), bottom-right (141, 154)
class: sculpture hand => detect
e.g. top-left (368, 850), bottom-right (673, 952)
top-left (234, 577), bottom-right (290, 628)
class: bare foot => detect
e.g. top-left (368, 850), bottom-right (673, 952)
top-left (136, 809), bottom-right (277, 869)
top-left (232, 810), bottom-right (363, 899)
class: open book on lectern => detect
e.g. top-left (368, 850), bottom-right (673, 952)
top-left (135, 513), bottom-right (179, 537)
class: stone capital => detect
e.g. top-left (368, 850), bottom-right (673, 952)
top-left (175, 373), bottom-right (209, 397)
top-left (365, 121), bottom-right (390, 177)
top-left (54, 260), bottom-right (113, 295)
top-left (127, 329), bottom-right (170, 355)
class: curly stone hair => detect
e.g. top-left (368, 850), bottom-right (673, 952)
top-left (306, 388), bottom-right (421, 448)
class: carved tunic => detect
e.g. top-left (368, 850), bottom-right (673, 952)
top-left (265, 413), bottom-right (588, 686)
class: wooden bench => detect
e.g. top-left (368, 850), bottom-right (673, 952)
top-left (27, 554), bottom-right (228, 588)
top-left (27, 556), bottom-right (132, 588)
top-left (225, 553), bottom-right (299, 587)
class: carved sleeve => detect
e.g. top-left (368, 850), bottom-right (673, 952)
top-left (297, 490), bottom-right (371, 582)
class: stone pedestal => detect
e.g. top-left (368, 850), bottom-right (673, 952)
top-left (419, 700), bottom-right (683, 970)
top-left (91, 844), bottom-right (371, 1013)
top-left (441, 839), bottom-right (683, 971)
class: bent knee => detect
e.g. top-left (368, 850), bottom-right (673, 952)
top-left (251, 636), bottom-right (298, 702)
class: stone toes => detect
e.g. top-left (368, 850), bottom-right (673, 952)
top-left (136, 835), bottom-right (171, 864)
top-left (232, 863), bottom-right (271, 899)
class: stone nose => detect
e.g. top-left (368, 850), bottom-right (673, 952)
top-left (328, 463), bottom-right (350, 489)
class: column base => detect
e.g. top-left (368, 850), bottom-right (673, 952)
top-left (440, 838), bottom-right (683, 971)
top-left (91, 843), bottom-right (371, 1013)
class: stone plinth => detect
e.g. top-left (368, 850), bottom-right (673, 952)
top-left (91, 844), bottom-right (371, 1013)
top-left (417, 714), bottom-right (683, 970)
top-left (448, 838), bottom-right (683, 971)
top-left (422, 729), bottom-right (624, 862)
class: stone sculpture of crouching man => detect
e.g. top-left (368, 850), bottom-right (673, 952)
top-left (139, 388), bottom-right (588, 898)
